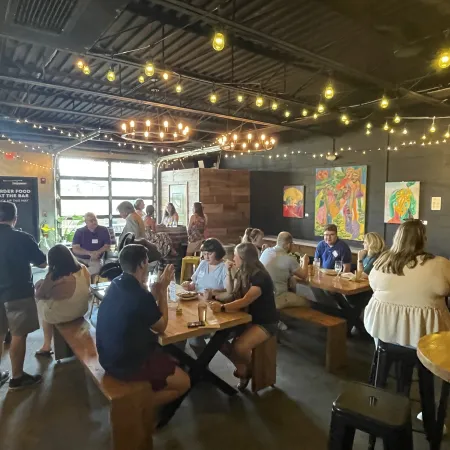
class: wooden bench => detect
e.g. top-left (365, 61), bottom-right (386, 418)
top-left (53, 318), bottom-right (154, 450)
top-left (280, 307), bottom-right (347, 374)
top-left (252, 335), bottom-right (277, 392)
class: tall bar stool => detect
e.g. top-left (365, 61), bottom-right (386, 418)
top-left (328, 382), bottom-right (413, 450)
top-left (180, 256), bottom-right (201, 283)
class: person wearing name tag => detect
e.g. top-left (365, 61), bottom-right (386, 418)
top-left (314, 223), bottom-right (352, 272)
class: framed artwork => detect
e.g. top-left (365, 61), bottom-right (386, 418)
top-left (169, 183), bottom-right (188, 226)
top-left (283, 185), bottom-right (305, 218)
top-left (384, 181), bottom-right (420, 224)
top-left (315, 166), bottom-right (367, 241)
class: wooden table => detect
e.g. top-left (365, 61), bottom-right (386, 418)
top-left (417, 332), bottom-right (450, 450)
top-left (305, 272), bottom-right (371, 296)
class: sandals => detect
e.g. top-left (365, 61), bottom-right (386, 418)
top-left (233, 368), bottom-right (252, 391)
top-left (35, 350), bottom-right (54, 358)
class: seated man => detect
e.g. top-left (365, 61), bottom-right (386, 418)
top-left (96, 244), bottom-right (190, 407)
top-left (260, 232), bottom-right (310, 309)
top-left (72, 212), bottom-right (111, 276)
top-left (315, 224), bottom-right (352, 272)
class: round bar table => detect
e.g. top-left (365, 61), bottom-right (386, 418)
top-left (417, 332), bottom-right (450, 450)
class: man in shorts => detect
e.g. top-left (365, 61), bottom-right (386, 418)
top-left (96, 244), bottom-right (190, 407)
top-left (0, 202), bottom-right (47, 390)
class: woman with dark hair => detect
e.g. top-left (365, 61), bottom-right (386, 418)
top-left (162, 203), bottom-right (179, 227)
top-left (35, 244), bottom-right (90, 357)
top-left (134, 198), bottom-right (145, 218)
top-left (186, 202), bottom-right (208, 256)
top-left (209, 242), bottom-right (277, 390)
top-left (144, 204), bottom-right (173, 258)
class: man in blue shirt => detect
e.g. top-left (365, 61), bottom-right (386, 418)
top-left (96, 244), bottom-right (190, 407)
top-left (315, 224), bottom-right (352, 272)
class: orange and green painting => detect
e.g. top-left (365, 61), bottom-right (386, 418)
top-left (283, 186), bottom-right (304, 218)
top-left (384, 181), bottom-right (420, 224)
top-left (315, 166), bottom-right (367, 240)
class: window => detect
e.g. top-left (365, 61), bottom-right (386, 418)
top-left (57, 158), bottom-right (155, 235)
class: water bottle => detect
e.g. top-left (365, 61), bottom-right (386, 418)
top-left (169, 273), bottom-right (177, 302)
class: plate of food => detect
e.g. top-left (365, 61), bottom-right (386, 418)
top-left (320, 268), bottom-right (338, 276)
top-left (177, 291), bottom-right (199, 301)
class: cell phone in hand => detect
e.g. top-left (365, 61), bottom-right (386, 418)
top-left (187, 321), bottom-right (205, 328)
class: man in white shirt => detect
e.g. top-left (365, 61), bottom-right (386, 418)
top-left (260, 232), bottom-right (310, 309)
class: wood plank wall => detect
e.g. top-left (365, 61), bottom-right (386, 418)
top-left (199, 168), bottom-right (249, 244)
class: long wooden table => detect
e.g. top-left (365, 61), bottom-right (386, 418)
top-left (305, 272), bottom-right (371, 296)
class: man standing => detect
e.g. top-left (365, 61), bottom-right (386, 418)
top-left (72, 212), bottom-right (111, 275)
top-left (96, 245), bottom-right (190, 407)
top-left (315, 224), bottom-right (352, 272)
top-left (0, 201), bottom-right (47, 389)
top-left (260, 232), bottom-right (310, 309)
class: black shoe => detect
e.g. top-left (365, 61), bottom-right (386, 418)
top-left (9, 372), bottom-right (42, 391)
top-left (3, 330), bottom-right (11, 345)
top-left (0, 370), bottom-right (9, 388)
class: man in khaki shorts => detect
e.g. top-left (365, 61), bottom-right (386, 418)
top-left (0, 202), bottom-right (47, 390)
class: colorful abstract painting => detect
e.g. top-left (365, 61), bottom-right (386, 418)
top-left (315, 166), bottom-right (367, 241)
top-left (384, 181), bottom-right (420, 224)
top-left (283, 186), bottom-right (305, 218)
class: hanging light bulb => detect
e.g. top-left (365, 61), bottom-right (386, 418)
top-left (383, 122), bottom-right (389, 131)
top-left (255, 96), bottom-right (264, 107)
top-left (76, 59), bottom-right (85, 69)
top-left (445, 128), bottom-right (450, 139)
top-left (145, 120), bottom-right (151, 127)
top-left (212, 31), bottom-right (225, 51)
top-left (422, 134), bottom-right (427, 140)
top-left (270, 137), bottom-right (276, 145)
top-left (317, 103), bottom-right (325, 114)
top-left (184, 126), bottom-right (190, 133)
top-left (130, 120), bottom-right (135, 128)
top-left (163, 120), bottom-right (169, 129)
top-left (437, 50), bottom-right (450, 69)
top-left (138, 75), bottom-right (145, 84)
top-left (284, 110), bottom-right (291, 118)
top-left (271, 101), bottom-right (278, 111)
top-left (366, 129), bottom-right (372, 136)
top-left (323, 83), bottom-right (334, 100)
top-left (302, 108), bottom-right (308, 117)
top-left (176, 84), bottom-right (182, 93)
top-left (247, 133), bottom-right (253, 141)
top-left (233, 134), bottom-right (238, 141)
top-left (178, 122), bottom-right (183, 130)
top-left (260, 134), bottom-right (266, 141)
top-left (159, 131), bottom-right (164, 139)
top-left (82, 65), bottom-right (90, 75)
top-left (144, 62), bottom-right (155, 77)
top-left (144, 131), bottom-right (149, 138)
top-left (210, 92), bottom-right (217, 104)
top-left (380, 96), bottom-right (389, 109)
top-left (121, 123), bottom-right (127, 132)
top-left (344, 119), bottom-right (350, 126)
top-left (313, 113), bottom-right (318, 119)
top-left (242, 142), bottom-right (247, 149)
top-left (174, 132), bottom-right (178, 138)
top-left (162, 72), bottom-right (169, 81)
top-left (237, 94), bottom-right (244, 103)
top-left (340, 113), bottom-right (348, 123)
top-left (430, 119), bottom-right (436, 133)
top-left (390, 128), bottom-right (395, 134)
top-left (106, 67), bottom-right (116, 82)
top-left (393, 113), bottom-right (401, 124)
top-left (402, 128), bottom-right (408, 135)
top-left (366, 122), bottom-right (372, 129)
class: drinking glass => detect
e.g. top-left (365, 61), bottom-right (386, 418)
top-left (334, 260), bottom-right (342, 275)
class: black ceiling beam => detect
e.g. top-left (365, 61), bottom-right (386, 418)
top-left (144, 0), bottom-right (450, 110)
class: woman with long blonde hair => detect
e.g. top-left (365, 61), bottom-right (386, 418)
top-left (209, 242), bottom-right (277, 390)
top-left (241, 228), bottom-right (265, 254)
top-left (357, 232), bottom-right (385, 279)
top-left (364, 219), bottom-right (450, 348)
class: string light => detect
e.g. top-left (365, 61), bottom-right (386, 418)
top-left (430, 118), bottom-right (436, 133)
top-left (402, 128), bottom-right (408, 135)
top-left (210, 92), bottom-right (217, 104)
top-left (445, 127), bottom-right (450, 139)
top-left (366, 129), bottom-right (371, 135)
top-left (144, 62), bottom-right (155, 77)
top-left (437, 50), bottom-right (450, 69)
top-left (380, 96), bottom-right (389, 109)
top-left (212, 31), bottom-right (225, 52)
top-left (317, 103), bottom-right (325, 114)
top-left (237, 94), bottom-right (244, 103)
top-left (390, 128), bottom-right (395, 134)
top-left (313, 113), bottom-right (318, 119)
top-left (271, 101), bottom-right (278, 111)
top-left (340, 113), bottom-right (349, 123)
top-left (175, 84), bottom-right (182, 93)
top-left (162, 72), bottom-right (169, 81)
top-left (106, 67), bottom-right (116, 82)
top-left (323, 83), bottom-right (335, 100)
top-left (366, 122), bottom-right (372, 129)
top-left (82, 65), bottom-right (90, 75)
top-left (383, 122), bottom-right (389, 131)
top-left (255, 96), bottom-right (264, 107)
top-left (76, 59), bottom-right (85, 69)
top-left (138, 75), bottom-right (145, 83)
top-left (302, 109), bottom-right (308, 117)
top-left (284, 110), bottom-right (291, 118)
top-left (393, 114), bottom-right (401, 124)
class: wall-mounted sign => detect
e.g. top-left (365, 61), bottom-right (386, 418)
top-left (431, 197), bottom-right (442, 211)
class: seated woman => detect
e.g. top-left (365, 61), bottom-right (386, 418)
top-left (144, 205), bottom-right (174, 258)
top-left (209, 242), bottom-right (278, 390)
top-left (241, 228), bottom-right (265, 255)
top-left (187, 202), bottom-right (208, 256)
top-left (35, 245), bottom-right (90, 357)
top-left (357, 232), bottom-right (385, 279)
top-left (117, 201), bottom-right (145, 246)
top-left (161, 203), bottom-right (179, 227)
top-left (365, 219), bottom-right (450, 348)
top-left (134, 198), bottom-right (145, 218)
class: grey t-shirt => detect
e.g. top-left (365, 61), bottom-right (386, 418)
top-left (260, 246), bottom-right (299, 296)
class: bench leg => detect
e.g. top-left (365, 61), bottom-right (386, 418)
top-left (326, 323), bottom-right (347, 374)
top-left (53, 326), bottom-right (74, 360)
top-left (251, 336), bottom-right (277, 393)
top-left (110, 388), bottom-right (154, 450)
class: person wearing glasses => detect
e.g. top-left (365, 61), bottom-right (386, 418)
top-left (314, 224), bottom-right (352, 273)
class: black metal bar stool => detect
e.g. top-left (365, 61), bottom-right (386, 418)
top-left (328, 382), bottom-right (413, 450)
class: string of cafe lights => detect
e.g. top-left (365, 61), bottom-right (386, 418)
top-left (0, 148), bottom-right (53, 170)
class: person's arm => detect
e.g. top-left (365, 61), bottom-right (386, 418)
top-left (225, 260), bottom-right (235, 294)
top-left (293, 254), bottom-right (309, 280)
top-left (26, 234), bottom-right (47, 268)
top-left (72, 244), bottom-right (92, 258)
top-left (211, 285), bottom-right (262, 312)
top-left (187, 215), bottom-right (194, 233)
top-left (151, 218), bottom-right (156, 233)
top-left (150, 264), bottom-right (174, 333)
top-left (342, 245), bottom-right (352, 273)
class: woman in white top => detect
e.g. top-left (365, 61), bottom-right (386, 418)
top-left (134, 198), bottom-right (145, 218)
top-left (35, 245), bottom-right (90, 357)
top-left (364, 219), bottom-right (450, 348)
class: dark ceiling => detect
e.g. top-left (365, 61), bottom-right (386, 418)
top-left (0, 0), bottom-right (449, 157)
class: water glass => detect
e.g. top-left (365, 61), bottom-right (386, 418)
top-left (334, 260), bottom-right (343, 274)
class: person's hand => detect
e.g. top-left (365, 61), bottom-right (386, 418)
top-left (208, 301), bottom-right (222, 313)
top-left (225, 260), bottom-right (235, 270)
top-left (301, 254), bottom-right (309, 267)
top-left (159, 264), bottom-right (175, 290)
top-left (261, 244), bottom-right (268, 252)
top-left (358, 249), bottom-right (367, 260)
top-left (181, 281), bottom-right (192, 290)
top-left (90, 251), bottom-right (100, 260)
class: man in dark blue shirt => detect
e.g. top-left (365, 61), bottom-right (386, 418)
top-left (96, 244), bottom-right (190, 407)
top-left (315, 224), bottom-right (352, 271)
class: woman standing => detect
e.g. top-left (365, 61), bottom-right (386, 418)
top-left (357, 232), bottom-right (385, 279)
top-left (117, 201), bottom-right (145, 246)
top-left (209, 243), bottom-right (277, 390)
top-left (134, 199), bottom-right (145, 218)
top-left (187, 202), bottom-right (208, 256)
top-left (144, 205), bottom-right (173, 258)
top-left (241, 228), bottom-right (265, 255)
top-left (35, 245), bottom-right (90, 357)
top-left (162, 203), bottom-right (179, 227)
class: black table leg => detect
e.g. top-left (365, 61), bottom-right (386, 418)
top-left (432, 381), bottom-right (450, 450)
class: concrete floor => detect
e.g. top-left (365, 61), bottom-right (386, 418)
top-left (1, 313), bottom-right (448, 450)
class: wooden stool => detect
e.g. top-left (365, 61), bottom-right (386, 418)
top-left (180, 256), bottom-right (201, 283)
top-left (251, 336), bottom-right (277, 392)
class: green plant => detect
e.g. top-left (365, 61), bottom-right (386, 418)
top-left (57, 215), bottom-right (84, 242)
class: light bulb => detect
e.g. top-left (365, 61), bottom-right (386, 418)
top-left (260, 134), bottom-right (266, 141)
top-left (422, 134), bottom-right (427, 140)
top-left (366, 122), bottom-right (372, 129)
top-left (271, 101), bottom-right (278, 111)
top-left (237, 94), bottom-right (244, 103)
top-left (430, 124), bottom-right (436, 133)
top-left (344, 119), bottom-right (350, 126)
top-left (159, 131), bottom-right (164, 139)
top-left (380, 96), bottom-right (389, 109)
top-left (176, 84), bottom-right (182, 93)
top-left (106, 69), bottom-right (115, 82)
top-left (255, 142), bottom-right (260, 149)
top-left (144, 131), bottom-right (149, 138)
top-left (438, 51), bottom-right (450, 69)
top-left (390, 128), bottom-right (395, 134)
top-left (265, 140), bottom-right (269, 146)
top-left (162, 72), bottom-right (169, 81)
top-left (445, 131), bottom-right (450, 139)
top-left (163, 120), bottom-right (169, 128)
top-left (394, 114), bottom-right (401, 124)
top-left (144, 62), bottom-right (155, 77)
top-left (182, 129), bottom-right (188, 136)
top-left (340, 114), bottom-right (348, 123)
top-left (324, 84), bottom-right (334, 99)
top-left (284, 110), bottom-right (291, 118)
top-left (212, 32), bottom-right (225, 52)
top-left (317, 103), bottom-right (325, 114)
top-left (242, 143), bottom-right (247, 149)
top-left (210, 92), bottom-right (217, 104)
top-left (247, 133), bottom-right (253, 141)
top-left (121, 123), bottom-right (127, 131)
top-left (313, 113), bottom-right (318, 119)
top-left (256, 96), bottom-right (264, 107)
top-left (402, 128), bottom-right (408, 135)
top-left (138, 75), bottom-right (145, 83)
top-left (76, 59), bottom-right (84, 69)
top-left (174, 132), bottom-right (178, 138)
top-left (366, 129), bottom-right (371, 135)
top-left (82, 65), bottom-right (90, 75)
top-left (184, 126), bottom-right (190, 133)
top-left (302, 108), bottom-right (308, 117)
top-left (145, 120), bottom-right (151, 127)
top-left (130, 120), bottom-right (135, 128)
top-left (233, 134), bottom-right (238, 141)
top-left (383, 122), bottom-right (389, 131)
top-left (178, 122), bottom-right (183, 130)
